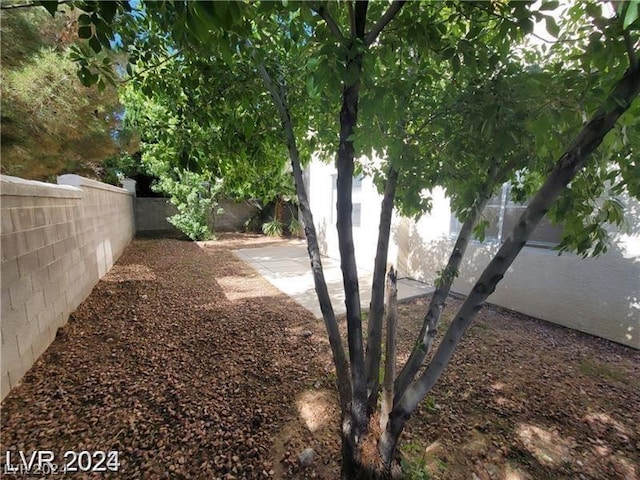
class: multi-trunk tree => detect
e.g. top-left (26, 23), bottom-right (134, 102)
top-left (26, 0), bottom-right (640, 477)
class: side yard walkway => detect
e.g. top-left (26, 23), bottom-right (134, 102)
top-left (229, 239), bottom-right (432, 318)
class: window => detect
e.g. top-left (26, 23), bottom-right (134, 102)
top-left (331, 174), bottom-right (363, 228)
top-left (450, 184), bottom-right (563, 248)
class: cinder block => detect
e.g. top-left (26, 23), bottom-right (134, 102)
top-left (31, 327), bottom-right (53, 361)
top-left (30, 267), bottom-right (50, 291)
top-left (15, 325), bottom-right (38, 358)
top-left (37, 244), bottom-right (55, 268)
top-left (8, 276), bottom-right (33, 310)
top-left (63, 237), bottom-right (76, 254)
top-left (24, 227), bottom-right (46, 252)
top-left (32, 207), bottom-right (46, 228)
top-left (1, 232), bottom-right (28, 261)
top-left (17, 250), bottom-right (40, 277)
top-left (1, 286), bottom-right (10, 312)
top-left (1, 257), bottom-right (19, 285)
top-left (1, 208), bottom-right (14, 235)
top-left (6, 349), bottom-right (35, 392)
top-left (35, 309), bottom-right (52, 336)
top-left (56, 221), bottom-right (73, 240)
top-left (42, 224), bottom-right (58, 245)
top-left (43, 281), bottom-right (61, 305)
top-left (52, 238), bottom-right (67, 258)
top-left (24, 290), bottom-right (45, 321)
top-left (47, 257), bottom-right (64, 282)
top-left (51, 296), bottom-right (67, 321)
top-left (10, 208), bottom-right (35, 231)
top-left (1, 371), bottom-right (10, 401)
top-left (0, 305), bottom-right (27, 334)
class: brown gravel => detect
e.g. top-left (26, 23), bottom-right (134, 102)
top-left (1, 233), bottom-right (638, 480)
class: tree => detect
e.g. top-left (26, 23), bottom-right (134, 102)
top-left (0, 2), bottom-right (134, 181)
top-left (25, 0), bottom-right (640, 477)
top-left (118, 48), bottom-right (298, 239)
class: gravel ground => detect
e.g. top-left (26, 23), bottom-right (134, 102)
top-left (1, 233), bottom-right (638, 480)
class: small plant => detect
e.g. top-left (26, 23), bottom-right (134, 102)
top-left (400, 443), bottom-right (431, 480)
top-left (579, 357), bottom-right (634, 386)
top-left (424, 395), bottom-right (438, 413)
top-left (288, 216), bottom-right (304, 237)
top-left (262, 219), bottom-right (285, 237)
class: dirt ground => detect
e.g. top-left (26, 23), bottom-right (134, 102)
top-left (1, 234), bottom-right (638, 479)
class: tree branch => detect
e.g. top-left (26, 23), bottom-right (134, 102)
top-left (119, 48), bottom-right (185, 85)
top-left (364, 165), bottom-right (398, 413)
top-left (379, 267), bottom-right (398, 432)
top-left (354, 0), bottom-right (369, 39)
top-left (311, 4), bottom-right (345, 41)
top-left (384, 63), bottom-right (640, 459)
top-left (393, 159), bottom-right (501, 404)
top-left (365, 0), bottom-right (406, 46)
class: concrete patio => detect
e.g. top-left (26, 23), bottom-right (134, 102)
top-left (233, 240), bottom-right (433, 318)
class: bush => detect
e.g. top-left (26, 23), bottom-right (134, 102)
top-left (155, 170), bottom-right (223, 241)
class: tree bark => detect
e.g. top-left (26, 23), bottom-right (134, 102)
top-left (336, 1), bottom-right (369, 445)
top-left (380, 63), bottom-right (640, 462)
top-left (380, 267), bottom-right (398, 431)
top-left (393, 160), bottom-right (500, 403)
top-left (256, 61), bottom-right (352, 414)
top-left (365, 166), bottom-right (399, 413)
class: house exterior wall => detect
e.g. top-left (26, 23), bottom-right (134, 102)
top-left (306, 157), bottom-right (401, 273)
top-left (307, 159), bottom-right (640, 349)
top-left (1, 175), bottom-right (135, 400)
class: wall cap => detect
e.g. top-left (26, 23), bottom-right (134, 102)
top-left (57, 174), bottom-right (133, 195)
top-left (1, 175), bottom-right (82, 198)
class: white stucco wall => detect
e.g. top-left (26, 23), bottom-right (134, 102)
top-left (307, 158), bottom-right (640, 349)
top-left (306, 156), bottom-right (401, 273)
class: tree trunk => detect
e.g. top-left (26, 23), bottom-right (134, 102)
top-left (380, 267), bottom-right (398, 431)
top-left (381, 62), bottom-right (640, 462)
top-left (336, 1), bottom-right (370, 444)
top-left (393, 160), bottom-right (500, 403)
top-left (365, 166), bottom-right (399, 413)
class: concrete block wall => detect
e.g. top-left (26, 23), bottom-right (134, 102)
top-left (215, 199), bottom-right (259, 232)
top-left (135, 196), bottom-right (259, 233)
top-left (1, 175), bottom-right (135, 400)
top-left (135, 197), bottom-right (178, 232)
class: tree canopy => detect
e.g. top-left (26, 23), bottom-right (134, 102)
top-left (0, 2), bottom-right (135, 180)
top-left (13, 0), bottom-right (640, 477)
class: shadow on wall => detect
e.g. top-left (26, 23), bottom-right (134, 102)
top-left (393, 215), bottom-right (639, 349)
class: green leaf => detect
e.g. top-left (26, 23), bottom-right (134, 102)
top-left (78, 14), bottom-right (92, 26)
top-left (36, 0), bottom-right (59, 17)
top-left (623, 1), bottom-right (639, 29)
top-left (89, 36), bottom-right (102, 53)
top-left (518, 18), bottom-right (535, 35)
top-left (545, 15), bottom-right (560, 38)
top-left (78, 26), bottom-right (93, 39)
top-left (451, 54), bottom-right (460, 74)
top-left (99, 1), bottom-right (118, 24)
top-left (538, 1), bottom-right (559, 11)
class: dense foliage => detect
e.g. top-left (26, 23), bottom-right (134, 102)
top-left (0, 4), bottom-right (134, 181)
